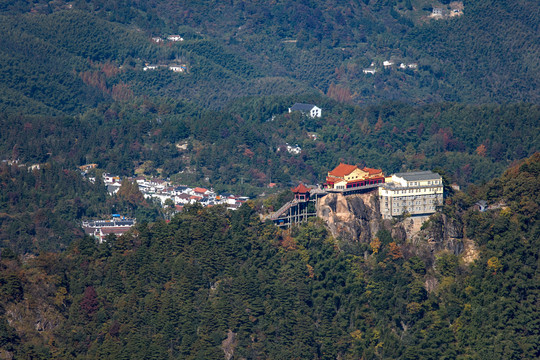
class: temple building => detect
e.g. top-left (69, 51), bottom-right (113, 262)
top-left (325, 163), bottom-right (385, 190)
top-left (379, 171), bottom-right (443, 219)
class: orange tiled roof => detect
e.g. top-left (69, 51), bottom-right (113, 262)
top-left (325, 175), bottom-right (342, 183)
top-left (292, 183), bottom-right (311, 193)
top-left (362, 167), bottom-right (382, 175)
top-left (328, 163), bottom-right (358, 177)
top-left (193, 187), bottom-right (208, 194)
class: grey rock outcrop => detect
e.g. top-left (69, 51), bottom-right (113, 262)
top-left (316, 190), bottom-right (381, 243)
top-left (315, 190), bottom-right (466, 257)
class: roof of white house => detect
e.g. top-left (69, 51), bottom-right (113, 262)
top-left (393, 171), bottom-right (442, 181)
top-left (290, 103), bottom-right (318, 111)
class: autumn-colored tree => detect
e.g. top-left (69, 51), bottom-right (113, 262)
top-left (80, 286), bottom-right (99, 317)
top-left (476, 143), bottom-right (487, 157)
top-left (370, 237), bottom-right (381, 254)
top-left (112, 82), bottom-right (134, 101)
top-left (327, 83), bottom-right (352, 103)
top-left (281, 232), bottom-right (297, 250)
top-left (374, 116), bottom-right (384, 132)
top-left (487, 257), bottom-right (502, 274)
top-left (117, 179), bottom-right (145, 206)
top-left (387, 242), bottom-right (403, 260)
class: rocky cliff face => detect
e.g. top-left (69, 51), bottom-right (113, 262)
top-left (316, 190), bottom-right (381, 243)
top-left (316, 191), bottom-right (468, 257)
top-left (411, 212), bottom-right (465, 255)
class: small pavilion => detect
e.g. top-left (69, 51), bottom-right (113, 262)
top-left (292, 183), bottom-right (311, 201)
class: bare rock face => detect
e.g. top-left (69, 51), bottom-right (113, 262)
top-left (222, 329), bottom-right (237, 360)
top-left (416, 213), bottom-right (464, 254)
top-left (316, 191), bottom-right (381, 243)
top-left (315, 190), bottom-right (467, 258)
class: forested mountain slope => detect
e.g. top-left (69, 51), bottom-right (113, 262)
top-left (0, 10), bottom-right (307, 114)
top-left (0, 154), bottom-right (538, 359)
top-left (2, 100), bottom-right (538, 193)
top-left (0, 0), bottom-right (538, 113)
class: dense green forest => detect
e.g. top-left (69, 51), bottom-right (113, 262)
top-left (0, 154), bottom-right (538, 359)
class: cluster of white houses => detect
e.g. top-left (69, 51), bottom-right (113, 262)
top-left (151, 35), bottom-right (184, 43)
top-left (363, 61), bottom-right (418, 75)
top-left (80, 167), bottom-right (250, 242)
top-left (97, 173), bottom-right (249, 211)
top-left (79, 165), bottom-right (250, 211)
top-left (143, 64), bottom-right (187, 73)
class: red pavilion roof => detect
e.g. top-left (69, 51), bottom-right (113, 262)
top-left (291, 183), bottom-right (311, 194)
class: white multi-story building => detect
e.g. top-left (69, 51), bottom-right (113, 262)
top-left (379, 171), bottom-right (443, 219)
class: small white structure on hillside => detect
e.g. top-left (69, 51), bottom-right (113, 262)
top-left (169, 65), bottom-right (187, 73)
top-left (288, 103), bottom-right (322, 118)
top-left (167, 35), bottom-right (184, 41)
top-left (143, 65), bottom-right (159, 71)
top-left (286, 144), bottom-right (302, 155)
top-left (399, 63), bottom-right (418, 70)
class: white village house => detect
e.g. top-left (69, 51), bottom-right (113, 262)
top-left (288, 103), bottom-right (322, 118)
top-left (167, 35), bottom-right (184, 41)
top-left (169, 65), bottom-right (187, 73)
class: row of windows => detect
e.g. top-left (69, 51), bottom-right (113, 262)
top-left (385, 193), bottom-right (442, 200)
top-left (392, 206), bottom-right (436, 213)
top-left (385, 195), bottom-right (441, 202)
top-left (409, 180), bottom-right (440, 186)
top-left (346, 179), bottom-right (383, 188)
top-left (385, 200), bottom-right (438, 208)
top-left (389, 187), bottom-right (441, 195)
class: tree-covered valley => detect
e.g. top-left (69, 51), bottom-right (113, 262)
top-left (0, 0), bottom-right (539, 358)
